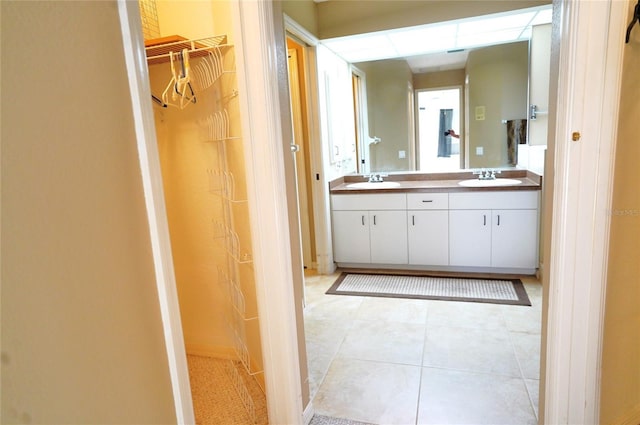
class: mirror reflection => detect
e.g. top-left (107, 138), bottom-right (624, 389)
top-left (355, 40), bottom-right (530, 173)
top-left (417, 88), bottom-right (461, 171)
top-left (320, 5), bottom-right (552, 174)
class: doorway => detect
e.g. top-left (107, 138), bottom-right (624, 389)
top-left (118, 1), bottom-right (627, 423)
top-left (416, 88), bottom-right (463, 171)
top-left (287, 36), bottom-right (317, 272)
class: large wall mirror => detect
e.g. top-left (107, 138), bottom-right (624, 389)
top-left (321, 4), bottom-right (552, 174)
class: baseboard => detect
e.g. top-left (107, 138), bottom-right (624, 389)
top-left (537, 262), bottom-right (544, 281)
top-left (185, 343), bottom-right (235, 359)
top-left (302, 401), bottom-right (315, 425)
top-left (337, 264), bottom-right (536, 279)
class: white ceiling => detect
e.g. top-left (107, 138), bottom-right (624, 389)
top-left (321, 5), bottom-right (553, 73)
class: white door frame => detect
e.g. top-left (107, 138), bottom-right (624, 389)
top-left (414, 86), bottom-right (464, 171)
top-left (543, 0), bottom-right (625, 423)
top-left (118, 0), bottom-right (627, 423)
top-left (284, 15), bottom-right (336, 275)
top-left (350, 65), bottom-right (371, 175)
top-left (116, 2), bottom-right (195, 423)
top-left (231, 2), bottom-right (306, 422)
top-left (118, 0), bottom-right (305, 423)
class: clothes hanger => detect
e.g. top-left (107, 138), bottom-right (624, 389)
top-left (175, 49), bottom-right (196, 109)
top-left (161, 51), bottom-right (180, 107)
top-left (626, 0), bottom-right (640, 43)
top-left (161, 50), bottom-right (196, 109)
top-left (152, 95), bottom-right (167, 107)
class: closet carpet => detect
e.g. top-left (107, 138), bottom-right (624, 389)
top-left (187, 355), bottom-right (268, 425)
top-left (310, 415), bottom-right (373, 425)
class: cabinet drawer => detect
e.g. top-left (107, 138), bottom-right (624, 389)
top-left (331, 194), bottom-right (406, 210)
top-left (449, 191), bottom-right (539, 210)
top-left (407, 193), bottom-right (449, 210)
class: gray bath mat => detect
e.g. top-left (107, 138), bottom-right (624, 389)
top-left (326, 273), bottom-right (531, 306)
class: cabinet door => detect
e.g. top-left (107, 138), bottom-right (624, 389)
top-left (369, 210), bottom-right (408, 264)
top-left (408, 210), bottom-right (449, 265)
top-left (491, 209), bottom-right (538, 268)
top-left (332, 210), bottom-right (370, 263)
top-left (449, 210), bottom-right (491, 266)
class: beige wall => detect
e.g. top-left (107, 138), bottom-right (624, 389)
top-left (156, 0), bottom-right (236, 43)
top-left (281, 0), bottom-right (318, 37)
top-left (466, 42), bottom-right (529, 168)
top-left (1, 2), bottom-right (176, 423)
top-left (599, 1), bottom-right (640, 423)
top-left (413, 69), bottom-right (465, 91)
top-left (155, 0), bottom-right (215, 40)
top-left (317, 0), bottom-right (551, 39)
top-left (149, 60), bottom-right (235, 355)
top-left (358, 60), bottom-right (413, 172)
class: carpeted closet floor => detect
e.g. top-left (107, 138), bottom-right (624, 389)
top-left (187, 355), bottom-right (268, 424)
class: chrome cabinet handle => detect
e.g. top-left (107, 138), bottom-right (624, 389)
top-left (412, 215), bottom-right (415, 226)
top-left (422, 200), bottom-right (433, 203)
top-left (373, 215), bottom-right (377, 225)
top-left (497, 215), bottom-right (501, 226)
top-left (483, 214), bottom-right (487, 226)
top-left (362, 215), bottom-right (365, 226)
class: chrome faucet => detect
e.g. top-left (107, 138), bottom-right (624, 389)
top-left (367, 173), bottom-right (387, 183)
top-left (473, 169), bottom-right (501, 180)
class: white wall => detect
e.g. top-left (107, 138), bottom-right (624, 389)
top-left (316, 44), bottom-right (357, 180)
top-left (1, 2), bottom-right (176, 423)
top-left (528, 24), bottom-right (552, 148)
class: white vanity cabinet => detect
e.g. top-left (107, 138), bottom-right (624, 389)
top-left (331, 210), bottom-right (371, 263)
top-left (407, 193), bottom-right (449, 266)
top-left (369, 210), bottom-right (409, 263)
top-left (449, 209), bottom-right (492, 266)
top-left (331, 194), bottom-right (408, 264)
top-left (449, 191), bottom-right (539, 269)
top-left (331, 188), bottom-right (540, 273)
top-left (490, 209), bottom-right (539, 268)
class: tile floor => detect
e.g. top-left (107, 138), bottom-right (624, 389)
top-left (303, 271), bottom-right (542, 425)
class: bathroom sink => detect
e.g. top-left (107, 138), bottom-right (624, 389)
top-left (458, 178), bottom-right (522, 187)
top-left (346, 181), bottom-right (402, 189)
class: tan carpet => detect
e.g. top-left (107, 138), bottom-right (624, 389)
top-left (309, 415), bottom-right (373, 425)
top-left (187, 355), bottom-right (268, 424)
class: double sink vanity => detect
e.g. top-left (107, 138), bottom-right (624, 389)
top-left (329, 170), bottom-right (542, 275)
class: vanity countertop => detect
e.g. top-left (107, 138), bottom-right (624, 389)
top-left (329, 170), bottom-right (542, 194)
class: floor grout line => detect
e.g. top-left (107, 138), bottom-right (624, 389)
top-left (414, 303), bottom-right (432, 425)
top-left (305, 270), bottom-right (542, 424)
top-left (506, 325), bottom-right (541, 420)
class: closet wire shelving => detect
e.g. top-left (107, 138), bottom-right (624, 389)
top-left (145, 35), bottom-right (228, 65)
top-left (146, 34), bottom-right (264, 424)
